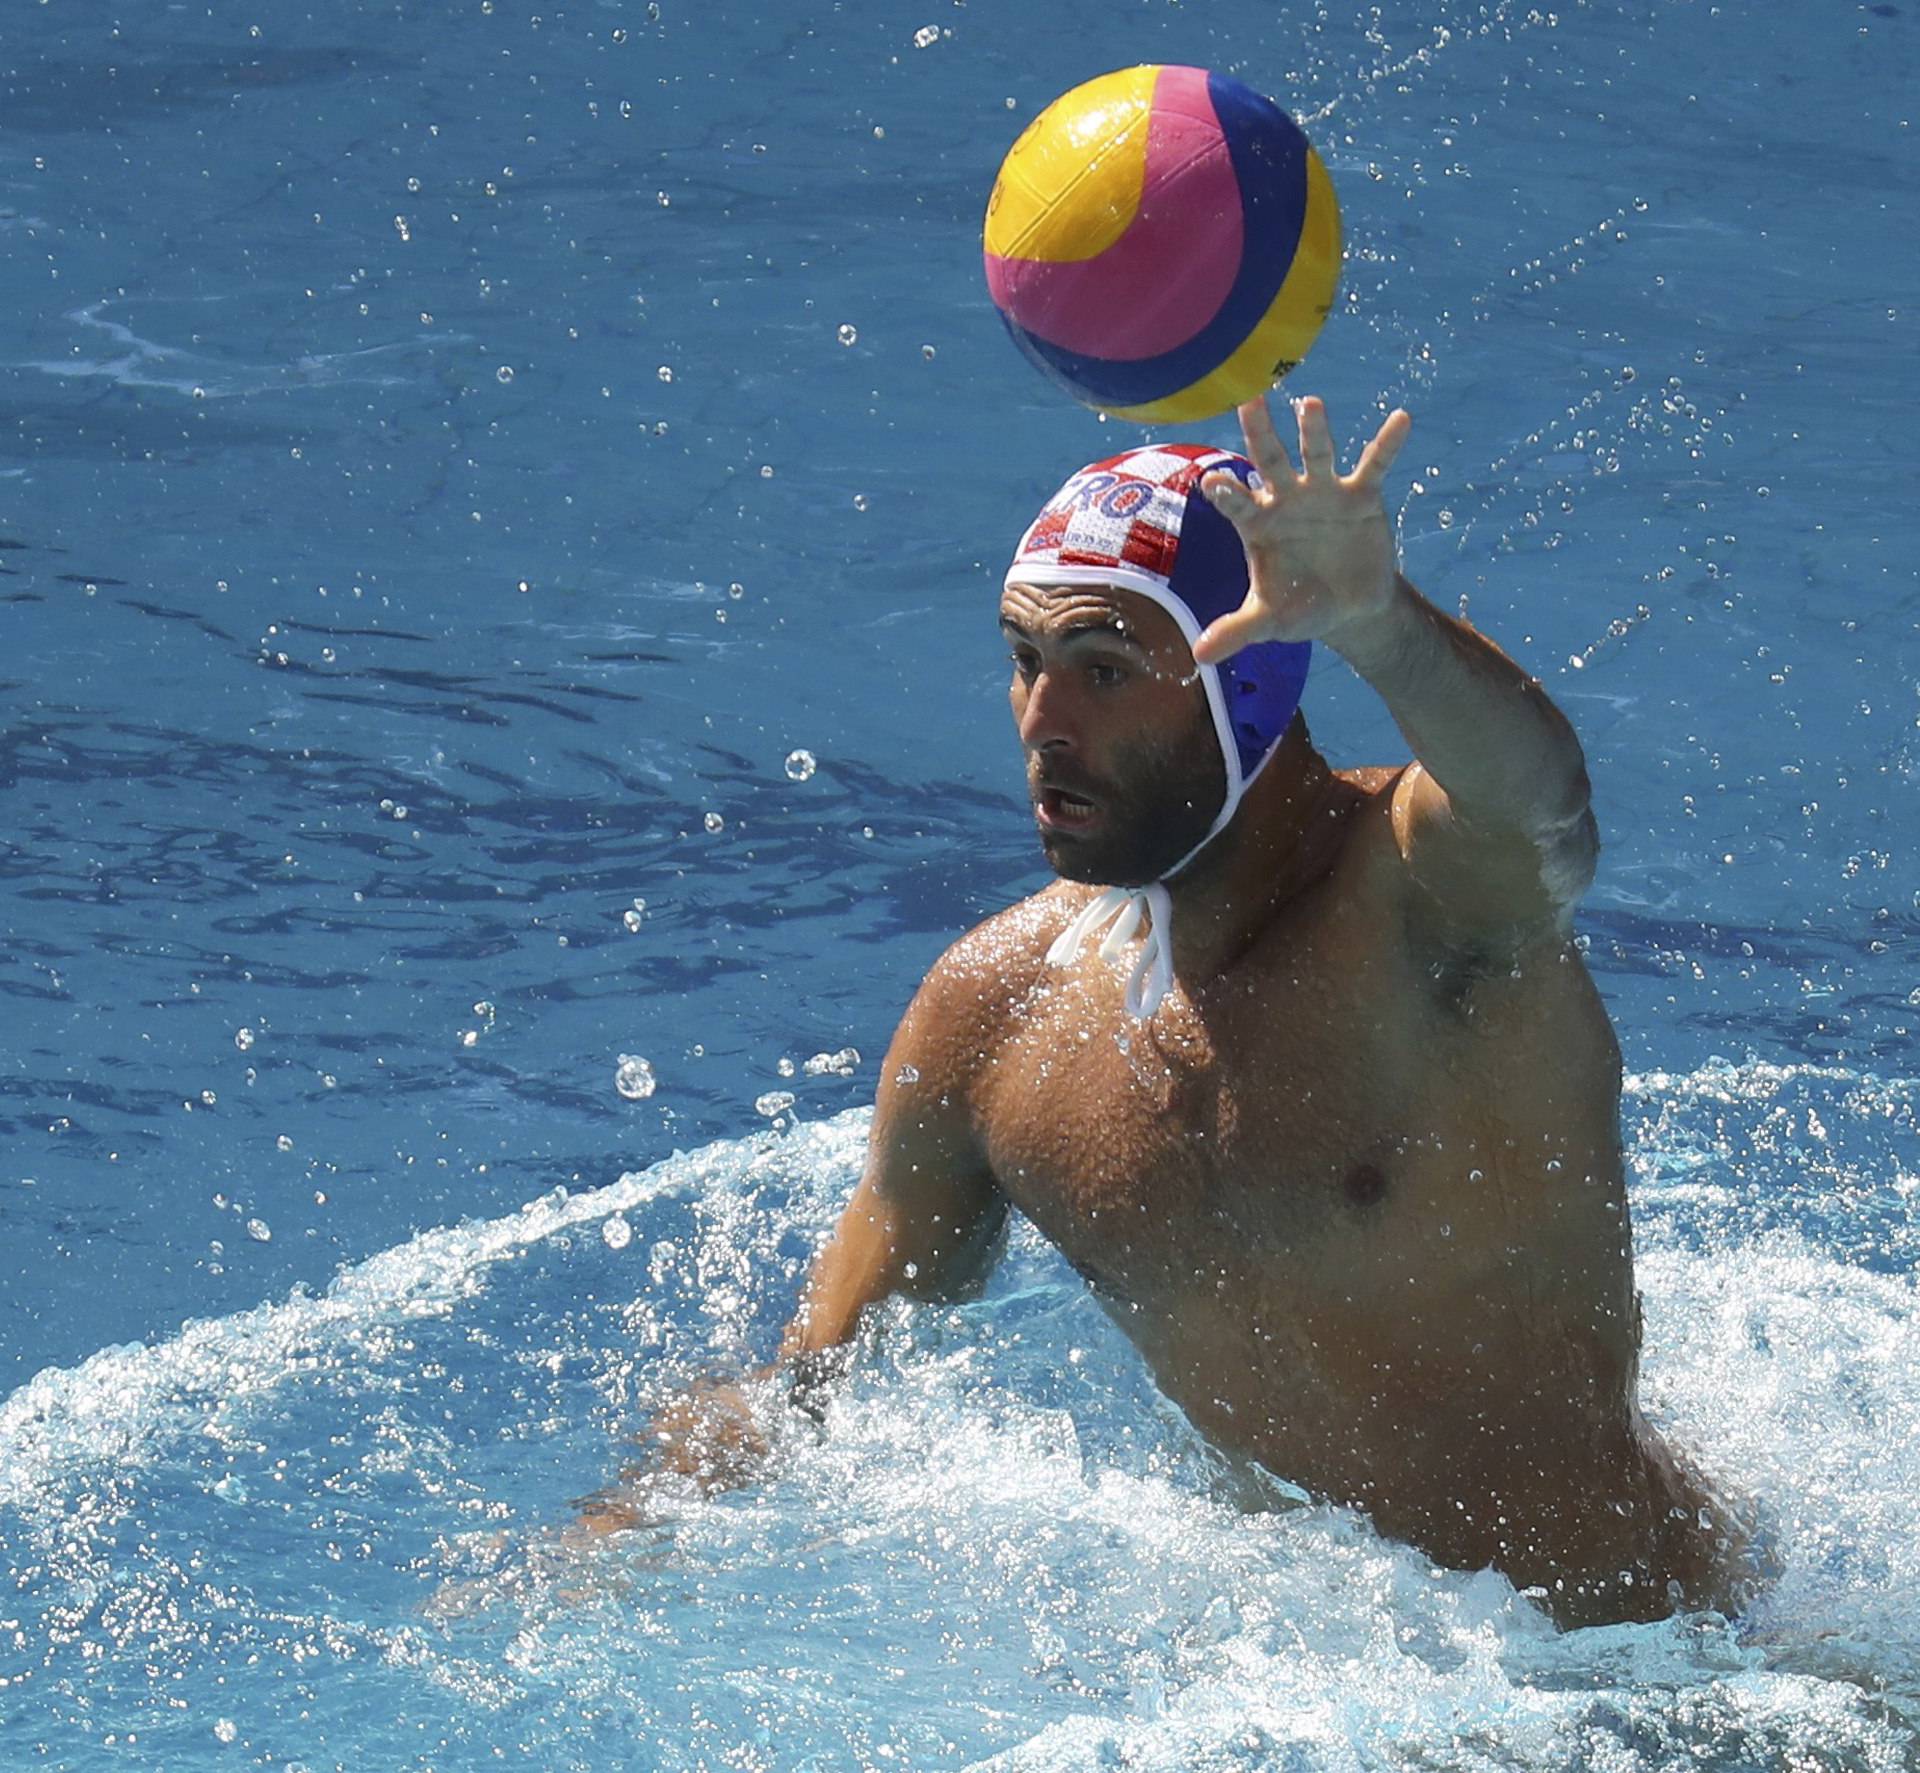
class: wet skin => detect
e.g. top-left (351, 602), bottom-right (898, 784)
top-left (627, 398), bottom-right (1745, 1626)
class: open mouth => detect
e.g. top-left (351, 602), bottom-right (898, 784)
top-left (1036, 786), bottom-right (1099, 832)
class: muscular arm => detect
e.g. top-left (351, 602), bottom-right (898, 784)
top-left (1197, 396), bottom-right (1596, 937)
top-left (779, 967), bottom-right (1007, 1367)
top-left (1334, 571), bottom-right (1597, 930)
top-left (580, 955), bottom-right (1004, 1524)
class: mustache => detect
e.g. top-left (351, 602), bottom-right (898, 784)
top-left (1029, 763), bottom-right (1107, 801)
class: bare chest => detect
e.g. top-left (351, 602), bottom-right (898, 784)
top-left (977, 950), bottom-right (1451, 1307)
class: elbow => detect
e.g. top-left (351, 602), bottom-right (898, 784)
top-left (1542, 801), bottom-right (1600, 925)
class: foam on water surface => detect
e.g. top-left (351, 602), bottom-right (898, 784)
top-left (3, 1066), bottom-right (1918, 1770)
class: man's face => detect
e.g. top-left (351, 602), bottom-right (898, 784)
top-left (1000, 582), bottom-right (1225, 887)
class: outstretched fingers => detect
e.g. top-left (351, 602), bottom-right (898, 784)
top-left (1351, 407), bottom-right (1413, 488)
top-left (1296, 395), bottom-right (1337, 478)
top-left (1235, 395), bottom-right (1297, 488)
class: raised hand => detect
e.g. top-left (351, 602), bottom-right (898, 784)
top-left (1194, 395), bottom-right (1412, 663)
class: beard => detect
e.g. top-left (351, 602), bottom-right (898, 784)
top-left (1031, 706), bottom-right (1227, 888)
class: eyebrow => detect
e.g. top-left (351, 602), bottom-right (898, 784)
top-left (999, 616), bottom-right (1151, 656)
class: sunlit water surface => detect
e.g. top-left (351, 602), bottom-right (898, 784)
top-left (3, 0), bottom-right (1917, 1766)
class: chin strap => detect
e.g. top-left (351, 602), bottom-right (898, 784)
top-left (1044, 882), bottom-right (1175, 1020)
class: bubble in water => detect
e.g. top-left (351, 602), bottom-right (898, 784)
top-left (754, 1090), bottom-right (796, 1118)
top-left (703, 811), bottom-right (724, 833)
top-left (496, 366), bottom-right (514, 384)
top-left (837, 323), bottom-right (858, 347)
top-left (234, 1027), bottom-right (256, 1052)
top-left (602, 1214), bottom-right (633, 1250)
top-left (784, 749), bottom-right (817, 781)
top-left (213, 1718), bottom-right (239, 1744)
top-left (245, 1218), bottom-right (272, 1244)
top-left (727, 582), bottom-right (744, 600)
top-left (657, 365), bottom-right (674, 382)
top-left (615, 1055), bottom-right (657, 1100)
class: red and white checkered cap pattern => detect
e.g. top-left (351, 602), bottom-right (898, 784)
top-left (1009, 444), bottom-right (1240, 592)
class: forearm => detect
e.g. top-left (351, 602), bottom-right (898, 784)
top-left (1331, 573), bottom-right (1591, 836)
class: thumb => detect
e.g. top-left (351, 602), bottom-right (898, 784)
top-left (1192, 599), bottom-right (1270, 666)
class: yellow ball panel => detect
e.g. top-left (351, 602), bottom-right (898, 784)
top-left (982, 65), bottom-right (1157, 265)
top-left (1105, 150), bottom-right (1343, 425)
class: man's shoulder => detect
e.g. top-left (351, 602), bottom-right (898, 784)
top-left (892, 883), bottom-right (1088, 1072)
top-left (917, 883), bottom-right (1084, 1011)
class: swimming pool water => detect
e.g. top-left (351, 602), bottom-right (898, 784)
top-left (3, 0), bottom-right (1918, 1766)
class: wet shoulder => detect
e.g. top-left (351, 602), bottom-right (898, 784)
top-left (886, 885), bottom-right (1090, 1085)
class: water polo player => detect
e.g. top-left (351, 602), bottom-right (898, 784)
top-left (604, 393), bottom-right (1752, 1629)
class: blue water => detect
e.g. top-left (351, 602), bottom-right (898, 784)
top-left (4, 0), bottom-right (1918, 1766)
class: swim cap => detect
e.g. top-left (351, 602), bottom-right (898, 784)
top-left (1005, 444), bottom-right (1312, 1018)
top-left (1005, 442), bottom-right (1311, 872)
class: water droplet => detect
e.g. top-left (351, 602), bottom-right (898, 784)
top-left (759, 464), bottom-right (774, 479)
top-left (614, 1055), bottom-right (657, 1100)
top-left (213, 1718), bottom-right (240, 1744)
top-left (703, 811), bottom-right (724, 833)
top-left (496, 365), bottom-right (514, 383)
top-left (245, 1217), bottom-right (272, 1243)
top-left (912, 23), bottom-right (940, 47)
top-left (920, 344), bottom-right (936, 360)
top-left (276, 1134), bottom-right (294, 1153)
top-left (235, 1027), bottom-right (256, 1052)
top-left (837, 323), bottom-right (858, 346)
top-left (200, 1089), bottom-right (217, 1107)
top-left (727, 582), bottom-right (744, 600)
top-left (804, 1047), bottom-right (861, 1077)
top-left (622, 908), bottom-right (644, 932)
top-left (657, 365), bottom-right (674, 382)
top-left (851, 494), bottom-right (868, 511)
top-left (754, 1090), bottom-right (796, 1118)
top-left (894, 1064), bottom-right (921, 1086)
top-left (458, 1029), bottom-right (478, 1048)
top-left (602, 1214), bottom-right (633, 1250)
top-left (777, 1056), bottom-right (796, 1078)
top-left (873, 125), bottom-right (886, 140)
top-left (784, 748), bottom-right (817, 781)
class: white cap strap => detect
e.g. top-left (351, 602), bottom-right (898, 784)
top-left (1045, 883), bottom-right (1175, 1020)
